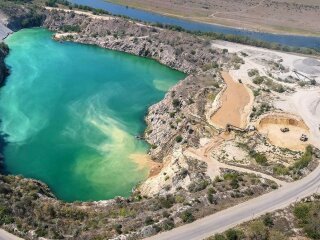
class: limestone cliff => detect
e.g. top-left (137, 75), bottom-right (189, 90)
top-left (42, 9), bottom-right (223, 74)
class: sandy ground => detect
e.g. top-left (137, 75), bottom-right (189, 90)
top-left (210, 71), bottom-right (251, 129)
top-left (212, 40), bottom-right (320, 85)
top-left (108, 0), bottom-right (320, 35)
top-left (211, 40), bottom-right (320, 150)
top-left (185, 135), bottom-right (286, 186)
top-left (53, 32), bottom-right (78, 40)
top-left (45, 7), bottom-right (114, 21)
top-left (257, 113), bottom-right (310, 151)
top-left (275, 89), bottom-right (320, 149)
top-left (129, 153), bottom-right (162, 177)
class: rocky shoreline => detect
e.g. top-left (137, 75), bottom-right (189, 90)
top-left (0, 4), bottom-right (319, 240)
top-left (0, 45), bottom-right (8, 86)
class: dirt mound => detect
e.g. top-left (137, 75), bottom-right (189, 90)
top-left (257, 113), bottom-right (310, 151)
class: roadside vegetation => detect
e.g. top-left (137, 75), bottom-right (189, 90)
top-left (208, 195), bottom-right (320, 240)
top-left (152, 23), bottom-right (320, 56)
top-left (0, 167), bottom-right (278, 239)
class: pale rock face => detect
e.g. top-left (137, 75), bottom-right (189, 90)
top-left (139, 147), bottom-right (192, 196)
top-left (43, 9), bottom-right (224, 74)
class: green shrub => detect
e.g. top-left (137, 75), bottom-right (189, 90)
top-left (248, 220), bottom-right (268, 240)
top-left (172, 99), bottom-right (180, 108)
top-left (294, 201), bottom-right (320, 239)
top-left (253, 76), bottom-right (264, 85)
top-left (249, 151), bottom-right (268, 166)
top-left (158, 195), bottom-right (175, 209)
top-left (273, 164), bottom-right (289, 175)
top-left (294, 203), bottom-right (310, 222)
top-left (293, 145), bottom-right (312, 170)
top-left (248, 69), bottom-right (259, 77)
top-left (162, 219), bottom-right (174, 230)
top-left (180, 210), bottom-right (195, 223)
top-left (263, 213), bottom-right (274, 227)
top-left (145, 216), bottom-right (154, 226)
top-left (225, 229), bottom-right (244, 240)
top-left (175, 135), bottom-right (183, 143)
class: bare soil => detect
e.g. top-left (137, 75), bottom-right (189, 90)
top-left (108, 0), bottom-right (320, 35)
top-left (211, 71), bottom-right (251, 129)
top-left (257, 113), bottom-right (310, 151)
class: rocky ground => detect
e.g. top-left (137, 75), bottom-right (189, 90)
top-left (0, 42), bottom-right (9, 86)
top-left (0, 2), bottom-right (319, 240)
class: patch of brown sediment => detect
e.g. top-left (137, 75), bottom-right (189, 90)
top-left (257, 113), bottom-right (310, 151)
top-left (211, 71), bottom-right (251, 129)
top-left (129, 153), bottom-right (163, 177)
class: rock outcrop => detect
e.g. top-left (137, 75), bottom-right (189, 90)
top-left (42, 9), bottom-right (224, 74)
top-left (0, 44), bottom-right (9, 86)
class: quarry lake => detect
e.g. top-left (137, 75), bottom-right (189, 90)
top-left (0, 28), bottom-right (185, 202)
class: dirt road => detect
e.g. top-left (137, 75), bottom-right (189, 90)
top-left (147, 164), bottom-right (320, 240)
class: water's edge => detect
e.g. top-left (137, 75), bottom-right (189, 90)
top-left (69, 0), bottom-right (320, 48)
top-left (0, 28), bottom-right (186, 202)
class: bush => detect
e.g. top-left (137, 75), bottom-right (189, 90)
top-left (175, 135), bottom-right (183, 143)
top-left (180, 210), bottom-right (195, 223)
top-left (263, 213), bottom-right (274, 227)
top-left (158, 195), bottom-right (175, 209)
top-left (145, 216), bottom-right (154, 226)
top-left (248, 220), bottom-right (268, 240)
top-left (172, 98), bottom-right (180, 108)
top-left (248, 69), bottom-right (259, 77)
top-left (0, 205), bottom-right (13, 224)
top-left (293, 145), bottom-right (313, 170)
top-left (225, 229), bottom-right (244, 240)
top-left (188, 180), bottom-right (209, 192)
top-left (249, 151), bottom-right (268, 166)
top-left (211, 234), bottom-right (226, 240)
top-left (230, 178), bottom-right (239, 189)
top-left (162, 219), bottom-right (175, 230)
top-left (294, 201), bottom-right (320, 239)
top-left (273, 164), bottom-right (289, 175)
top-left (253, 76), bottom-right (265, 85)
top-left (294, 203), bottom-right (310, 222)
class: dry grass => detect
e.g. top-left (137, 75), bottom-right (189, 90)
top-left (108, 0), bottom-right (320, 35)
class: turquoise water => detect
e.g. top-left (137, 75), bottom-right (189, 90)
top-left (0, 28), bottom-right (185, 202)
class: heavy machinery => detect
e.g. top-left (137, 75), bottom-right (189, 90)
top-left (300, 134), bottom-right (308, 142)
top-left (226, 124), bottom-right (246, 133)
top-left (280, 127), bottom-right (289, 133)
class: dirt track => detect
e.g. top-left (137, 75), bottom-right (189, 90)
top-left (211, 72), bottom-right (251, 129)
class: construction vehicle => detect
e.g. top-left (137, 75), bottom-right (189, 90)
top-left (280, 127), bottom-right (289, 133)
top-left (300, 134), bottom-right (308, 142)
top-left (226, 124), bottom-right (246, 133)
